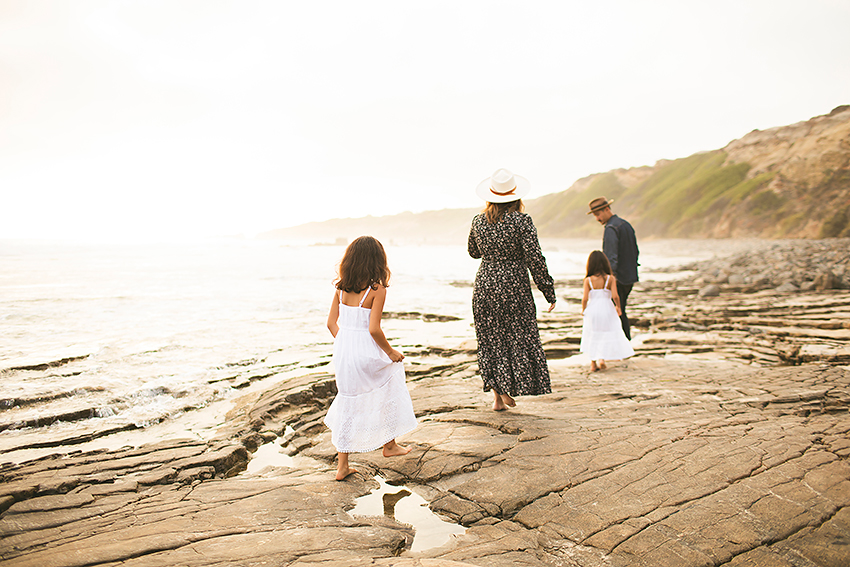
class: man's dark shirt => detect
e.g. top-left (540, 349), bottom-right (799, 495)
top-left (602, 215), bottom-right (639, 285)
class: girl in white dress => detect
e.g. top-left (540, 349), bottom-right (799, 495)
top-left (580, 250), bottom-right (635, 372)
top-left (324, 236), bottom-right (417, 480)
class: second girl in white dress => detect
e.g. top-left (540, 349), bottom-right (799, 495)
top-left (580, 250), bottom-right (635, 372)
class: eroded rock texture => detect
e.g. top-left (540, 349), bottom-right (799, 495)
top-left (2, 353), bottom-right (848, 566)
top-left (300, 358), bottom-right (848, 567)
top-left (1, 259), bottom-right (848, 565)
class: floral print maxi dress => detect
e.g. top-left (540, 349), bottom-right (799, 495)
top-left (468, 211), bottom-right (556, 396)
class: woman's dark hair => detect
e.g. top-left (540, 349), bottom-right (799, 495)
top-left (336, 236), bottom-right (391, 292)
top-left (586, 250), bottom-right (613, 277)
top-left (484, 199), bottom-right (524, 224)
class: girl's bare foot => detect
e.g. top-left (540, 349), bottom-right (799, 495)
top-left (336, 453), bottom-right (357, 480)
top-left (382, 440), bottom-right (412, 457)
top-left (336, 466), bottom-right (358, 481)
top-left (500, 394), bottom-right (516, 407)
top-left (590, 362), bottom-right (599, 372)
top-left (599, 360), bottom-right (608, 370)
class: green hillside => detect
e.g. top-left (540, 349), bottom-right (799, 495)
top-left (529, 151), bottom-right (780, 239)
top-left (526, 172), bottom-right (628, 238)
top-left (268, 149), bottom-right (847, 243)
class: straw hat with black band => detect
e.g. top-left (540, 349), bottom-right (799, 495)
top-left (587, 197), bottom-right (614, 214)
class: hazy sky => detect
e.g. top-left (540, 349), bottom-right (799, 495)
top-left (2, 1), bottom-right (849, 242)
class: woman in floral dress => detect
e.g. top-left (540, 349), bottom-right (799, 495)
top-left (468, 169), bottom-right (557, 411)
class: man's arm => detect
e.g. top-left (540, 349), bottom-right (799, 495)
top-left (603, 224), bottom-right (619, 275)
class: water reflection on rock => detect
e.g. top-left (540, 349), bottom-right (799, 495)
top-left (350, 476), bottom-right (466, 553)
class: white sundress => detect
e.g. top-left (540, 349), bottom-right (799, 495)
top-left (580, 275), bottom-right (635, 361)
top-left (323, 287), bottom-right (418, 453)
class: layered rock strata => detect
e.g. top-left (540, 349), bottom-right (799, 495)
top-left (1, 241), bottom-right (849, 566)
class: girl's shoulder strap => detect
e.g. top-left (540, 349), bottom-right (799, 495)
top-left (587, 276), bottom-right (595, 290)
top-left (358, 286), bottom-right (372, 307)
top-left (605, 274), bottom-right (611, 288)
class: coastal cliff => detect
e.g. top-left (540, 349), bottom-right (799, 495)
top-left (265, 105), bottom-right (850, 243)
top-left (528, 105), bottom-right (850, 239)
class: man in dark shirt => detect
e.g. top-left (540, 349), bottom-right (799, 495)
top-left (588, 197), bottom-right (639, 340)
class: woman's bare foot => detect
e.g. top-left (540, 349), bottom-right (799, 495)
top-left (382, 440), bottom-right (412, 457)
top-left (336, 466), bottom-right (358, 481)
top-left (500, 394), bottom-right (516, 407)
top-left (492, 391), bottom-right (507, 411)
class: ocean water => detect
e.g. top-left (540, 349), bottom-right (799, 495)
top-left (0, 237), bottom-right (721, 464)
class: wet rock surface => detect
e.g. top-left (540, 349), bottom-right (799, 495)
top-left (541, 238), bottom-right (850, 367)
top-left (2, 241), bottom-right (849, 566)
top-left (3, 354), bottom-right (847, 567)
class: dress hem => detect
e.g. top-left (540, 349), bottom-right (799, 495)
top-left (481, 385), bottom-right (551, 396)
top-left (326, 422), bottom-right (418, 454)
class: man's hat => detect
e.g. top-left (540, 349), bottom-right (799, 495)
top-left (587, 197), bottom-right (614, 214)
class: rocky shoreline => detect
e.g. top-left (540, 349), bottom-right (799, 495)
top-left (1, 240), bottom-right (848, 566)
top-left (541, 237), bottom-right (850, 367)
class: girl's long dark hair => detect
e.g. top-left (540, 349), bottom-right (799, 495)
top-left (484, 199), bottom-right (524, 223)
top-left (335, 236), bottom-right (391, 293)
top-left (586, 250), bottom-right (613, 277)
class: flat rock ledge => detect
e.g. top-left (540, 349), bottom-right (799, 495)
top-left (3, 239), bottom-right (850, 566)
top-left (2, 350), bottom-right (848, 566)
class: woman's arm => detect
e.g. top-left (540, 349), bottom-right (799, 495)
top-left (581, 278), bottom-right (590, 314)
top-left (519, 214), bottom-right (556, 305)
top-left (327, 290), bottom-right (340, 338)
top-left (609, 275), bottom-right (622, 316)
top-left (368, 286), bottom-right (404, 362)
top-left (468, 220), bottom-right (481, 259)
